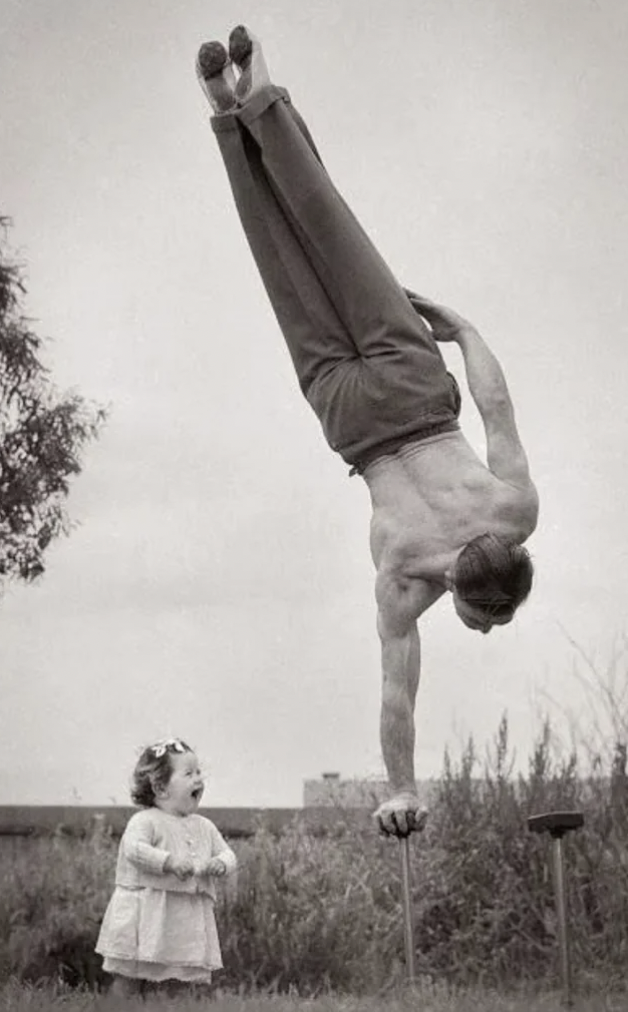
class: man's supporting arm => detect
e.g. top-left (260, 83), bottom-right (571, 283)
top-left (377, 611), bottom-right (421, 797)
top-left (373, 569), bottom-right (442, 834)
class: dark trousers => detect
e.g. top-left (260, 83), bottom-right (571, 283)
top-left (212, 85), bottom-right (460, 471)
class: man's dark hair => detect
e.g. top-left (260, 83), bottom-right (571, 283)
top-left (454, 533), bottom-right (533, 617)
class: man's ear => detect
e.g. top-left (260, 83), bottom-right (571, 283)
top-left (443, 569), bottom-right (454, 591)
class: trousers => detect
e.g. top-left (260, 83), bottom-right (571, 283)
top-left (212, 85), bottom-right (460, 472)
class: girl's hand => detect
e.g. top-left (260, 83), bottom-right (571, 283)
top-left (203, 857), bottom-right (227, 877)
top-left (164, 855), bottom-right (195, 880)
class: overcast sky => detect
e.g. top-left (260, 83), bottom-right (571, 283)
top-left (1, 0), bottom-right (627, 808)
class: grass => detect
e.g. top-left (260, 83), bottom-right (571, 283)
top-left (3, 712), bottom-right (628, 996)
top-left (2, 980), bottom-right (628, 1012)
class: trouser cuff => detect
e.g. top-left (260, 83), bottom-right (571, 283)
top-left (211, 85), bottom-right (290, 134)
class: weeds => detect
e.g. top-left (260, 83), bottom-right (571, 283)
top-left (1, 710), bottom-right (628, 996)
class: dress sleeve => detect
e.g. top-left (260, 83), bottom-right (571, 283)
top-left (121, 812), bottom-right (170, 874)
top-left (206, 820), bottom-right (237, 874)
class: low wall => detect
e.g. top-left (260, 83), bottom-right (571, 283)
top-left (0, 805), bottom-right (373, 839)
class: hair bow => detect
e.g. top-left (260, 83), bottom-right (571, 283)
top-left (151, 738), bottom-right (185, 758)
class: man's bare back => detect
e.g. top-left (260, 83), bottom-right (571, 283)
top-left (368, 428), bottom-right (537, 618)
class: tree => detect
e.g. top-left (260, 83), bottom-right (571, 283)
top-left (0, 216), bottom-right (106, 583)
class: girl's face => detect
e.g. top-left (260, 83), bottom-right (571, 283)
top-left (155, 750), bottom-right (205, 816)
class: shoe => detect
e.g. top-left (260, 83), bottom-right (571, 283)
top-left (196, 41), bottom-right (237, 114)
top-left (228, 25), bottom-right (271, 104)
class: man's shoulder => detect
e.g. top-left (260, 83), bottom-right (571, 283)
top-left (375, 559), bottom-right (446, 636)
top-left (493, 474), bottom-right (539, 538)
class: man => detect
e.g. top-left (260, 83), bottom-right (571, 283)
top-left (196, 27), bottom-right (539, 836)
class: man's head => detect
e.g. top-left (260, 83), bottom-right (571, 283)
top-left (449, 533), bottom-right (533, 634)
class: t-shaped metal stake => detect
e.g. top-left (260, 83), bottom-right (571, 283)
top-left (528, 810), bottom-right (584, 1007)
top-left (399, 834), bottom-right (416, 982)
top-left (394, 811), bottom-right (428, 984)
top-left (380, 809), bottom-right (428, 985)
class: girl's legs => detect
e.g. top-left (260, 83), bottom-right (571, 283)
top-left (110, 974), bottom-right (145, 999)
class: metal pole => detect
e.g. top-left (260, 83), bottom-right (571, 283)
top-left (399, 835), bottom-right (416, 982)
top-left (551, 835), bottom-right (573, 1007)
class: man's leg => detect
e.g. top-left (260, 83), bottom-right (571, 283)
top-left (212, 108), bottom-right (358, 398)
top-left (199, 31), bottom-right (451, 431)
top-left (198, 37), bottom-right (359, 401)
top-left (236, 87), bottom-right (442, 368)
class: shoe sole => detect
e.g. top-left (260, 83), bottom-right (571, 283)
top-left (228, 25), bottom-right (253, 69)
top-left (197, 41), bottom-right (229, 80)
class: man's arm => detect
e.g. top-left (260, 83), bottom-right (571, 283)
top-left (457, 328), bottom-right (533, 488)
top-left (377, 609), bottom-right (420, 797)
top-left (374, 570), bottom-right (443, 833)
top-left (406, 292), bottom-right (534, 490)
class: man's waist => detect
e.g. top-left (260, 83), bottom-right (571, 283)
top-left (350, 420), bottom-right (460, 476)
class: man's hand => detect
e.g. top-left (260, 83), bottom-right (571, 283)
top-left (405, 291), bottom-right (477, 344)
top-left (164, 855), bottom-right (195, 880)
top-left (373, 794), bottom-right (429, 838)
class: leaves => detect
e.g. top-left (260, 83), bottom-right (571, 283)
top-left (0, 217), bottom-right (106, 585)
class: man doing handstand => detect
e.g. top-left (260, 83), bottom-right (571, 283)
top-left (195, 27), bottom-right (539, 836)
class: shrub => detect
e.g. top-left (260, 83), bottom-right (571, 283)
top-left (0, 826), bottom-right (116, 988)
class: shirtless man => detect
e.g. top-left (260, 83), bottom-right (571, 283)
top-left (196, 27), bottom-right (539, 836)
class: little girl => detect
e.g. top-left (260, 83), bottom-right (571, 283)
top-left (96, 738), bottom-right (236, 997)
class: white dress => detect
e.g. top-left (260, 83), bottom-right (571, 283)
top-left (98, 887), bottom-right (222, 982)
top-left (96, 808), bottom-right (236, 983)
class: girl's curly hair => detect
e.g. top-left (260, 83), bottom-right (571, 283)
top-left (131, 738), bottom-right (193, 807)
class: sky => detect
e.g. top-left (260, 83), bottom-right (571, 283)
top-left (1, 0), bottom-right (627, 808)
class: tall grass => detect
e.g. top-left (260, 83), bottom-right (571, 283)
top-left (1, 712), bottom-right (628, 996)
